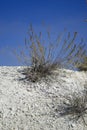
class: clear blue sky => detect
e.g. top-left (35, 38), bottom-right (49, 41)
top-left (0, 0), bottom-right (87, 65)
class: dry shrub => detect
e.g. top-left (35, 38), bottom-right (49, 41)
top-left (56, 91), bottom-right (87, 125)
top-left (20, 63), bottom-right (57, 82)
top-left (16, 24), bottom-right (87, 82)
top-left (76, 56), bottom-right (87, 71)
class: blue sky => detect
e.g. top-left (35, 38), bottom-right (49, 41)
top-left (0, 0), bottom-right (87, 65)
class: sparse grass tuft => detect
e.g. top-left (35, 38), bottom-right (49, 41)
top-left (76, 56), bottom-right (87, 71)
top-left (56, 90), bottom-right (87, 125)
top-left (16, 24), bottom-right (87, 82)
top-left (20, 62), bottom-right (58, 82)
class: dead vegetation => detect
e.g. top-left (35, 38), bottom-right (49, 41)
top-left (15, 24), bottom-right (87, 82)
top-left (55, 88), bottom-right (87, 126)
top-left (76, 56), bottom-right (87, 71)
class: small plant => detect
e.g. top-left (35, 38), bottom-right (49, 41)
top-left (15, 24), bottom-right (87, 82)
top-left (76, 56), bottom-right (87, 71)
top-left (56, 91), bottom-right (87, 125)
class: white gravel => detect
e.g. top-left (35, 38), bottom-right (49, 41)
top-left (0, 66), bottom-right (87, 130)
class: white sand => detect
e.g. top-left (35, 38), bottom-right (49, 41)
top-left (0, 66), bottom-right (87, 130)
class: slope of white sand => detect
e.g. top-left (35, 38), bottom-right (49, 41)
top-left (0, 66), bottom-right (87, 130)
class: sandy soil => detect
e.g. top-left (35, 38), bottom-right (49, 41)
top-left (0, 66), bottom-right (87, 130)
